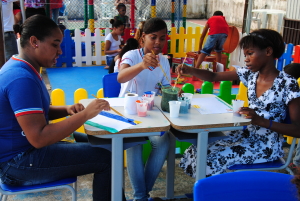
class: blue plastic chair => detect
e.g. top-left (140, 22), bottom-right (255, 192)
top-left (102, 72), bottom-right (121, 98)
top-left (194, 171), bottom-right (298, 201)
top-left (0, 177), bottom-right (77, 201)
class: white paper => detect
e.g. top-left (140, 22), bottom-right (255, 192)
top-left (85, 114), bottom-right (135, 132)
top-left (191, 97), bottom-right (233, 114)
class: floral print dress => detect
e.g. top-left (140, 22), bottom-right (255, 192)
top-left (179, 67), bottom-right (300, 177)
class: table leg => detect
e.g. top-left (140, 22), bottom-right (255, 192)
top-left (261, 11), bottom-right (268, 28)
top-left (277, 13), bottom-right (284, 33)
top-left (195, 131), bottom-right (208, 181)
top-left (111, 137), bottom-right (124, 201)
top-left (166, 132), bottom-right (176, 199)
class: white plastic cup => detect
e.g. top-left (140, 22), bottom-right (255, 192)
top-left (169, 101), bottom-right (181, 118)
top-left (232, 100), bottom-right (245, 117)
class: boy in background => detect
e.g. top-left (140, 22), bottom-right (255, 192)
top-left (195, 10), bottom-right (229, 69)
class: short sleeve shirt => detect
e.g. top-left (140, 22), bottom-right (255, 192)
top-left (207, 16), bottom-right (229, 35)
top-left (237, 67), bottom-right (300, 122)
top-left (105, 33), bottom-right (122, 56)
top-left (0, 56), bottom-right (50, 162)
top-left (118, 48), bottom-right (171, 97)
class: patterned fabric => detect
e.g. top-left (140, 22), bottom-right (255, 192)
top-left (179, 67), bottom-right (300, 178)
top-left (25, 0), bottom-right (45, 8)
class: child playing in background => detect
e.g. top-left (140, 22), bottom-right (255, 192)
top-left (118, 17), bottom-right (171, 201)
top-left (284, 63), bottom-right (300, 173)
top-left (104, 19), bottom-right (124, 69)
top-left (114, 3), bottom-right (130, 28)
top-left (176, 29), bottom-right (300, 177)
top-left (195, 10), bottom-right (229, 69)
top-left (113, 38), bottom-right (139, 73)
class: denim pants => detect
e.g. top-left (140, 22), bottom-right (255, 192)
top-left (126, 132), bottom-right (170, 201)
top-left (4, 32), bottom-right (18, 61)
top-left (106, 56), bottom-right (115, 67)
top-left (0, 133), bottom-right (125, 201)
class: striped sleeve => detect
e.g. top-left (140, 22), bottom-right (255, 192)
top-left (14, 108), bottom-right (44, 117)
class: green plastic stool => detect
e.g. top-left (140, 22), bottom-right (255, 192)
top-left (182, 83), bottom-right (195, 94)
top-left (201, 81), bottom-right (213, 94)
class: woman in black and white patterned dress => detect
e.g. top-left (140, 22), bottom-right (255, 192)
top-left (176, 29), bottom-right (300, 177)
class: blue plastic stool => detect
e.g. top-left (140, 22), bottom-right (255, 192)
top-left (0, 177), bottom-right (77, 201)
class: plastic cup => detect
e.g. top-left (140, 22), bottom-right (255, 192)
top-left (169, 101), bottom-right (181, 118)
top-left (178, 97), bottom-right (189, 114)
top-left (232, 100), bottom-right (244, 117)
top-left (143, 91), bottom-right (156, 110)
top-left (181, 93), bottom-right (193, 109)
top-left (136, 100), bottom-right (148, 117)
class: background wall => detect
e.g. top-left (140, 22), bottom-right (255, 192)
top-left (187, 0), bottom-right (287, 31)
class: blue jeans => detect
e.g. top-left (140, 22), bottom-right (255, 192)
top-left (106, 56), bottom-right (115, 66)
top-left (0, 133), bottom-right (125, 201)
top-left (126, 132), bottom-right (170, 201)
top-left (201, 33), bottom-right (228, 55)
top-left (51, 8), bottom-right (60, 24)
top-left (4, 32), bottom-right (18, 61)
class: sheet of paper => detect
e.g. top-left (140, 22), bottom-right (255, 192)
top-left (191, 97), bottom-right (233, 114)
top-left (104, 98), bottom-right (125, 106)
top-left (85, 113), bottom-right (134, 133)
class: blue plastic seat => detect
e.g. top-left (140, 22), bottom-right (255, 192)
top-left (0, 177), bottom-right (77, 201)
top-left (194, 171), bottom-right (298, 201)
top-left (102, 72), bottom-right (121, 98)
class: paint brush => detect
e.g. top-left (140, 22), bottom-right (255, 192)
top-left (173, 55), bottom-right (187, 90)
top-left (151, 50), bottom-right (170, 83)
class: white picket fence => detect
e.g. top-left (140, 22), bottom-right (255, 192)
top-left (72, 28), bottom-right (111, 67)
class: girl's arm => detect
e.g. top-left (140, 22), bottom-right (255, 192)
top-left (240, 97), bottom-right (300, 137)
top-left (176, 64), bottom-right (239, 82)
top-left (118, 53), bottom-right (159, 83)
top-left (105, 40), bottom-right (120, 55)
top-left (16, 99), bottom-right (110, 148)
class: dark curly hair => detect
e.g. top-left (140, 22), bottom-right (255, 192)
top-left (109, 19), bottom-right (124, 28)
top-left (284, 63), bottom-right (300, 80)
top-left (116, 3), bottom-right (126, 11)
top-left (239, 29), bottom-right (285, 59)
top-left (143, 17), bottom-right (167, 34)
top-left (119, 38), bottom-right (139, 58)
top-left (20, 15), bottom-right (59, 48)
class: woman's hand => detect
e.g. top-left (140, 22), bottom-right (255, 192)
top-left (239, 107), bottom-right (262, 125)
top-left (66, 103), bottom-right (85, 115)
top-left (176, 64), bottom-right (191, 76)
top-left (84, 99), bottom-right (110, 120)
top-left (141, 53), bottom-right (159, 70)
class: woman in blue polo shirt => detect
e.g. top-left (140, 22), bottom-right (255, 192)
top-left (0, 15), bottom-right (125, 201)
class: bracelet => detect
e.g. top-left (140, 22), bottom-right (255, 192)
top-left (267, 120), bottom-right (273, 129)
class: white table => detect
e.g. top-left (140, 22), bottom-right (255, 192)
top-left (252, 9), bottom-right (286, 32)
top-left (155, 94), bottom-right (251, 198)
top-left (80, 98), bottom-right (170, 201)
